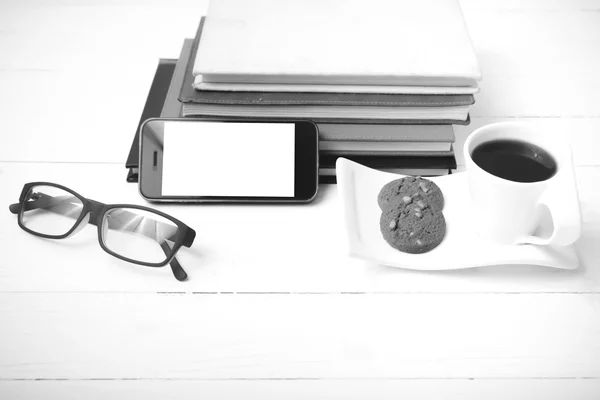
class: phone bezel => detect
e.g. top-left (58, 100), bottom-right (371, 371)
top-left (138, 118), bottom-right (319, 203)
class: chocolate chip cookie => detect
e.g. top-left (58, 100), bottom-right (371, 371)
top-left (380, 203), bottom-right (446, 254)
top-left (377, 176), bottom-right (444, 212)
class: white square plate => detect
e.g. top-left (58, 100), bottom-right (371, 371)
top-left (336, 158), bottom-right (578, 270)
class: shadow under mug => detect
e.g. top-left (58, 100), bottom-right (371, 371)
top-left (463, 121), bottom-right (581, 246)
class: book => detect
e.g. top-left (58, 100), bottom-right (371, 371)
top-left (126, 38), bottom-right (194, 181)
top-left (319, 124), bottom-right (454, 153)
top-left (126, 58), bottom-right (176, 182)
top-left (193, 80), bottom-right (479, 95)
top-left (180, 18), bottom-right (474, 124)
top-left (318, 123), bottom-right (454, 142)
top-left (161, 40), bottom-right (194, 117)
top-left (320, 167), bottom-right (450, 177)
top-left (319, 153), bottom-right (457, 170)
top-left (194, 0), bottom-right (481, 89)
top-left (319, 142), bottom-right (452, 154)
top-left (319, 157), bottom-right (454, 183)
top-left (318, 123), bottom-right (454, 153)
top-left (181, 103), bottom-right (470, 121)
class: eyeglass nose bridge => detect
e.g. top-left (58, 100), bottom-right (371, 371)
top-left (67, 199), bottom-right (103, 238)
top-left (85, 199), bottom-right (106, 227)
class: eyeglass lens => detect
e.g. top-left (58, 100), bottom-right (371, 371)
top-left (101, 207), bottom-right (179, 264)
top-left (20, 185), bottom-right (84, 236)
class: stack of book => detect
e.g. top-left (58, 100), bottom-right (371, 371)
top-left (127, 0), bottom-right (481, 183)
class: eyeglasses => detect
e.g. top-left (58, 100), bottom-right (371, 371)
top-left (9, 182), bottom-right (196, 281)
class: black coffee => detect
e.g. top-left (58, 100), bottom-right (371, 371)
top-left (471, 139), bottom-right (557, 183)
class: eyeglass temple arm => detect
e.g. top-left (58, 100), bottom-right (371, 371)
top-left (10, 195), bottom-right (80, 215)
top-left (10, 193), bottom-right (190, 281)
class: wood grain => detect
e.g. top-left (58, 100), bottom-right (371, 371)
top-left (1, 0), bottom-right (599, 397)
top-left (1, 293), bottom-right (599, 379)
top-left (2, 380), bottom-right (600, 400)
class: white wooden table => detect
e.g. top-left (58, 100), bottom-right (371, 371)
top-left (1, 0), bottom-right (600, 398)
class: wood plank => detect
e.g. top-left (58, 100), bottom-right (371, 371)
top-left (1, 379), bottom-right (600, 400)
top-left (1, 74), bottom-right (599, 164)
top-left (0, 4), bottom-right (204, 63)
top-left (3, 0), bottom-right (599, 11)
top-left (461, 0), bottom-right (600, 10)
top-left (1, 162), bottom-right (599, 294)
top-left (1, 1), bottom-right (598, 396)
top-left (1, 5), bottom-right (600, 161)
top-left (1, 293), bottom-right (599, 379)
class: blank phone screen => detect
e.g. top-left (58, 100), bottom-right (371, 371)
top-left (161, 121), bottom-right (295, 197)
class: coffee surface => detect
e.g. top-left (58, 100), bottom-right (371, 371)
top-left (471, 139), bottom-right (557, 183)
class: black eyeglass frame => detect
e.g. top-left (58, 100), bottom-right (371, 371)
top-left (9, 182), bottom-right (196, 281)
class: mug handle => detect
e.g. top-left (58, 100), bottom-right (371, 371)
top-left (520, 167), bottom-right (581, 246)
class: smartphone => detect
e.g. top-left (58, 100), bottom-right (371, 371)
top-left (139, 118), bottom-right (319, 203)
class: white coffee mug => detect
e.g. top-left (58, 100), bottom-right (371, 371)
top-left (464, 122), bottom-right (581, 246)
